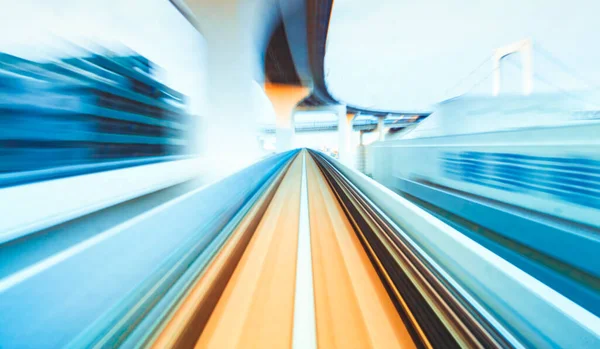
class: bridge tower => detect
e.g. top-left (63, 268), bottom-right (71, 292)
top-left (492, 39), bottom-right (533, 96)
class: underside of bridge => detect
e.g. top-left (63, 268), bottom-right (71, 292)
top-left (168, 0), bottom-right (333, 158)
top-left (171, 0), bottom-right (426, 162)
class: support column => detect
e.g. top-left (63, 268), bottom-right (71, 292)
top-left (377, 116), bottom-right (386, 141)
top-left (186, 0), bottom-right (290, 163)
top-left (357, 130), bottom-right (367, 173)
top-left (337, 106), bottom-right (353, 166)
top-left (275, 121), bottom-right (295, 153)
top-left (192, 0), bottom-right (271, 164)
top-left (264, 83), bottom-right (309, 153)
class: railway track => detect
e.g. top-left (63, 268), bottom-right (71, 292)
top-left (3, 149), bottom-right (597, 348)
top-left (135, 150), bottom-right (516, 348)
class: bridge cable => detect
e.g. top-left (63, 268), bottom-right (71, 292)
top-left (458, 65), bottom-right (499, 97)
top-left (443, 54), bottom-right (492, 99)
top-left (533, 42), bottom-right (598, 89)
top-left (503, 58), bottom-right (600, 108)
top-left (458, 41), bottom-right (532, 97)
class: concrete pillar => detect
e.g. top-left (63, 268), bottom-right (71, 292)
top-left (181, 0), bottom-right (282, 167)
top-left (186, 2), bottom-right (266, 163)
top-left (377, 117), bottom-right (386, 141)
top-left (357, 130), bottom-right (367, 173)
top-left (264, 83), bottom-right (309, 152)
top-left (275, 127), bottom-right (295, 153)
top-left (337, 107), bottom-right (353, 165)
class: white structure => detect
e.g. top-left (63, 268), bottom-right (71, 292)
top-left (492, 39), bottom-right (533, 96)
top-left (376, 116), bottom-right (386, 141)
top-left (293, 104), bottom-right (352, 164)
top-left (336, 107), bottom-right (353, 165)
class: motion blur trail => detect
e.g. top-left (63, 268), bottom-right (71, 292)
top-left (1, 150), bottom-right (599, 349)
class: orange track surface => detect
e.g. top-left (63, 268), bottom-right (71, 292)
top-left (149, 157), bottom-right (291, 349)
top-left (306, 155), bottom-right (416, 349)
top-left (149, 152), bottom-right (417, 348)
top-left (195, 155), bottom-right (302, 348)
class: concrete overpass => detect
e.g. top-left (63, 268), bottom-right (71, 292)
top-left (170, 0), bottom-right (429, 164)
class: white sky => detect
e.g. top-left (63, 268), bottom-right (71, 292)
top-left (326, 0), bottom-right (600, 111)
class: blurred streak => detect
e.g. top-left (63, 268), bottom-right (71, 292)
top-left (0, 44), bottom-right (190, 187)
top-left (0, 1), bottom-right (599, 349)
